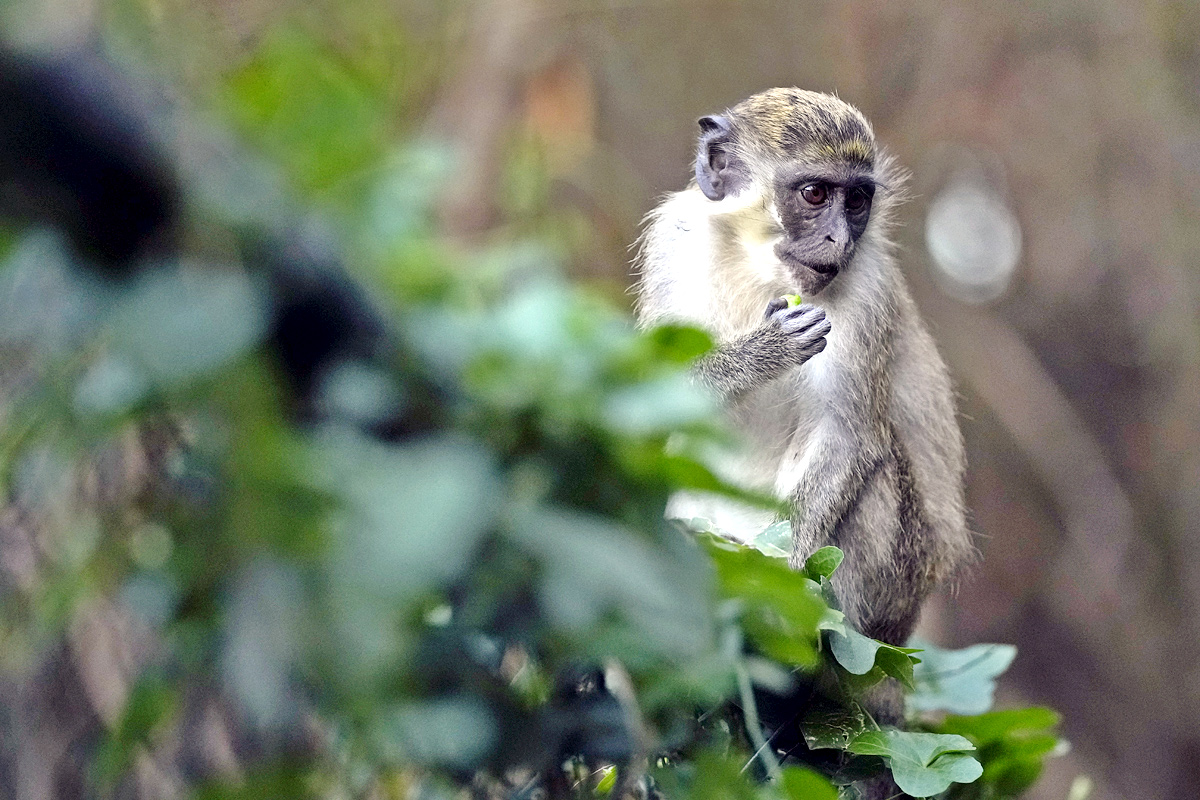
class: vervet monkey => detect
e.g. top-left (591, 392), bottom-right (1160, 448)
top-left (635, 89), bottom-right (972, 645)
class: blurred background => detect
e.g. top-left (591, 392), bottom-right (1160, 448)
top-left (3, 1), bottom-right (1200, 798)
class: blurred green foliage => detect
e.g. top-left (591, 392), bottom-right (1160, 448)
top-left (0, 9), bottom-right (1069, 800)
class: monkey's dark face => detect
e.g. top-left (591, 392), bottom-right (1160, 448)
top-left (772, 163), bottom-right (874, 295)
top-left (693, 107), bottom-right (878, 296)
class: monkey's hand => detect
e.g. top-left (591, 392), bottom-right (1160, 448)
top-left (763, 297), bottom-right (831, 365)
top-left (693, 301), bottom-right (829, 398)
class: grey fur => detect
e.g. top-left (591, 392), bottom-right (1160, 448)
top-left (634, 89), bottom-right (972, 646)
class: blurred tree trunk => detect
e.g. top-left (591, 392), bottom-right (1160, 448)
top-left (425, 0), bottom-right (562, 240)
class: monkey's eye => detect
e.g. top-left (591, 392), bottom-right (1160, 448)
top-left (800, 183), bottom-right (827, 205)
top-left (846, 186), bottom-right (872, 212)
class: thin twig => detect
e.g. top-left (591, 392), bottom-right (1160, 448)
top-left (604, 659), bottom-right (650, 799)
top-left (735, 659), bottom-right (783, 781)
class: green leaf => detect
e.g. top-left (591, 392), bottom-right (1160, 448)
top-left (645, 324), bottom-right (714, 363)
top-left (653, 458), bottom-right (784, 514)
top-left (74, 355), bottom-right (149, 417)
top-left (874, 645), bottom-right (918, 691)
top-left (989, 751), bottom-right (1054, 796)
top-left (224, 27), bottom-right (388, 197)
top-left (751, 520), bottom-right (791, 556)
top-left (364, 143), bottom-right (455, 249)
top-left (652, 750), bottom-right (759, 800)
top-left (375, 696), bottom-right (497, 770)
top-left (595, 766), bottom-right (617, 795)
top-left (110, 270), bottom-right (267, 386)
top-left (800, 705), bottom-right (877, 751)
top-left (907, 641), bottom-right (1017, 715)
top-left (193, 764), bottom-right (318, 800)
top-left (222, 561), bottom-right (304, 728)
top-left (512, 507), bottom-right (714, 661)
top-left (816, 609), bottom-right (919, 687)
top-left (937, 707), bottom-right (1061, 744)
top-left (602, 373), bottom-right (716, 436)
top-left (935, 708), bottom-right (1064, 797)
top-left (94, 675), bottom-right (180, 786)
top-left (848, 730), bottom-right (982, 797)
top-left (703, 535), bottom-right (824, 666)
top-left (823, 614), bottom-right (879, 675)
top-left (777, 766), bottom-right (838, 800)
top-left (313, 433), bottom-right (500, 601)
top-left (802, 546), bottom-right (843, 581)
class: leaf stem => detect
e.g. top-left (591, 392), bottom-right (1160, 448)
top-left (736, 658), bottom-right (783, 781)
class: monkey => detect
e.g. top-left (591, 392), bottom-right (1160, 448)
top-left (634, 88), bottom-right (973, 648)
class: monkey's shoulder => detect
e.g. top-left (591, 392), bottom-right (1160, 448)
top-left (635, 189), bottom-right (726, 327)
top-left (643, 186), bottom-right (698, 220)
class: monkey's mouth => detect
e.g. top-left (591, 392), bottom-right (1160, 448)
top-left (797, 266), bottom-right (838, 297)
top-left (773, 241), bottom-right (843, 294)
top-left (779, 255), bottom-right (840, 295)
top-left (803, 261), bottom-right (840, 276)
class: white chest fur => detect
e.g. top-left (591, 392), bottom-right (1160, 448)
top-left (638, 188), bottom-right (858, 541)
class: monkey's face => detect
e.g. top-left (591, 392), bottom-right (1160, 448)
top-left (771, 163), bottom-right (874, 296)
top-left (693, 93), bottom-right (879, 297)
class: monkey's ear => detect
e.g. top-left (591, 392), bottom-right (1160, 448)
top-left (695, 114), bottom-right (741, 202)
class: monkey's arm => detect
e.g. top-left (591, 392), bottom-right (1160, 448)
top-left (694, 302), bottom-right (830, 400)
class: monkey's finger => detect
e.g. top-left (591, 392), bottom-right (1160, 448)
top-left (798, 335), bottom-right (828, 359)
top-left (773, 301), bottom-right (823, 321)
top-left (790, 318), bottom-right (831, 346)
top-left (777, 306), bottom-right (827, 333)
top-left (808, 317), bottom-right (833, 339)
top-left (792, 333), bottom-right (830, 357)
top-left (764, 297), bottom-right (789, 317)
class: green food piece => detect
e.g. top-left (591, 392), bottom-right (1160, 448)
top-left (783, 293), bottom-right (804, 308)
top-left (595, 766), bottom-right (616, 795)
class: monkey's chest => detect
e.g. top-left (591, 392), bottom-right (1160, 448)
top-left (666, 376), bottom-right (818, 541)
top-left (665, 375), bottom-right (819, 542)
top-left (728, 370), bottom-right (823, 494)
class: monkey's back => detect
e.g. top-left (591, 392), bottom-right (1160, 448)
top-left (886, 291), bottom-right (973, 586)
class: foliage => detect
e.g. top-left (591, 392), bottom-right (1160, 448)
top-left (699, 536), bottom-right (1058, 798)
top-left (908, 641), bottom-right (1018, 716)
top-left (0, 16), bottom-right (1069, 800)
top-left (935, 709), bottom-right (1065, 799)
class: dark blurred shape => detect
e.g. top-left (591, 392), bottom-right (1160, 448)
top-left (0, 42), bottom-right (438, 440)
top-left (261, 235), bottom-right (445, 440)
top-left (549, 666), bottom-right (634, 764)
top-left (0, 45), bottom-right (180, 272)
top-left (256, 230), bottom-right (387, 408)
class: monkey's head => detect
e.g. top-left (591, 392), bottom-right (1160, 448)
top-left (695, 88), bottom-right (889, 296)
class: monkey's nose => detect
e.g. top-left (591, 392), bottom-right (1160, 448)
top-left (824, 215), bottom-right (851, 251)
top-left (825, 234), bottom-right (851, 258)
